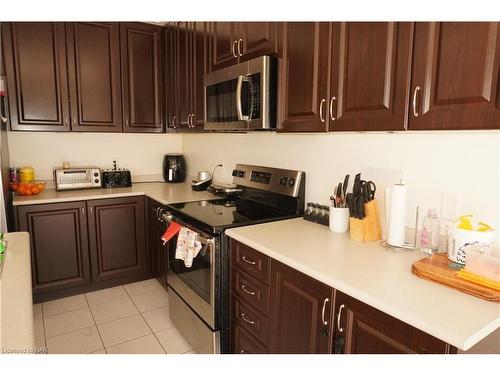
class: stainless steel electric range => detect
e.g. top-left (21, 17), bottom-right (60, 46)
top-left (161, 164), bottom-right (305, 353)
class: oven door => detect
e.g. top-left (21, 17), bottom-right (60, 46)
top-left (163, 214), bottom-right (217, 329)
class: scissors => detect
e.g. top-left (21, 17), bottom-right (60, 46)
top-left (361, 180), bottom-right (376, 202)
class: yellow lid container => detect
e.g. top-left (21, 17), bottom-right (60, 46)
top-left (19, 167), bottom-right (35, 183)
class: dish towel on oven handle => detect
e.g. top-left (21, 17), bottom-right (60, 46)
top-left (175, 227), bottom-right (203, 268)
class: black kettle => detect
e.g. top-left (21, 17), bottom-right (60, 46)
top-left (163, 154), bottom-right (186, 183)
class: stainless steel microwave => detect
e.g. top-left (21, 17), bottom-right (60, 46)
top-left (204, 56), bottom-right (277, 131)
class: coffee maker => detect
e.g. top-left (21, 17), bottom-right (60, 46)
top-left (163, 154), bottom-right (186, 183)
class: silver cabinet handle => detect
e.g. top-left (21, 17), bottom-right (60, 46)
top-left (191, 113), bottom-right (196, 128)
top-left (241, 256), bottom-right (256, 265)
top-left (232, 40), bottom-right (238, 58)
top-left (240, 313), bottom-right (255, 325)
top-left (89, 206), bottom-right (93, 217)
top-left (319, 98), bottom-right (326, 122)
top-left (155, 207), bottom-right (161, 220)
top-left (125, 117), bottom-right (129, 127)
top-left (321, 297), bottom-right (329, 326)
top-left (187, 114), bottom-right (192, 127)
top-left (329, 96), bottom-right (336, 121)
top-left (240, 284), bottom-right (255, 296)
top-left (412, 86), bottom-right (421, 117)
top-left (65, 115), bottom-right (69, 126)
top-left (238, 38), bottom-right (243, 56)
top-left (337, 304), bottom-right (345, 332)
top-left (80, 207), bottom-right (85, 220)
top-left (171, 115), bottom-right (177, 128)
top-left (240, 350), bottom-right (245, 354)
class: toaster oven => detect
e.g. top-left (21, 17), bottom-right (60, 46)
top-left (54, 167), bottom-right (102, 191)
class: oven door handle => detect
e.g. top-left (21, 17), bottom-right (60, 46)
top-left (236, 75), bottom-right (250, 121)
top-left (162, 212), bottom-right (215, 246)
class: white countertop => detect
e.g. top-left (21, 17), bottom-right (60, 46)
top-left (0, 232), bottom-right (35, 352)
top-left (225, 218), bottom-right (500, 351)
top-left (13, 181), bottom-right (216, 206)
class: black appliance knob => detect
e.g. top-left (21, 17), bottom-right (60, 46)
top-left (232, 169), bottom-right (238, 177)
top-left (94, 179), bottom-right (99, 183)
top-left (238, 170), bottom-right (245, 178)
top-left (94, 172), bottom-right (99, 177)
top-left (280, 176), bottom-right (288, 185)
top-left (288, 178), bottom-right (295, 187)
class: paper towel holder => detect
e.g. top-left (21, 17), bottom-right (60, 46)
top-left (381, 206), bottom-right (419, 252)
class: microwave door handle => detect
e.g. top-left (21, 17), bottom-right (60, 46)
top-left (236, 75), bottom-right (249, 121)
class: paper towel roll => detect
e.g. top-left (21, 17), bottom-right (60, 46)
top-left (387, 183), bottom-right (407, 246)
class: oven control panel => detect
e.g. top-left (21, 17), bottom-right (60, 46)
top-left (232, 164), bottom-right (304, 197)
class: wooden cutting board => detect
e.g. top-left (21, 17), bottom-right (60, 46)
top-left (411, 253), bottom-right (500, 303)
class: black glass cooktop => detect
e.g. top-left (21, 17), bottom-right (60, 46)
top-left (167, 198), bottom-right (294, 230)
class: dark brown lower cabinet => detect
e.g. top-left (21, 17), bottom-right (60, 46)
top-left (87, 196), bottom-right (147, 282)
top-left (269, 259), bottom-right (335, 353)
top-left (333, 291), bottom-right (457, 354)
top-left (16, 201), bottom-right (91, 296)
top-left (232, 321), bottom-right (268, 354)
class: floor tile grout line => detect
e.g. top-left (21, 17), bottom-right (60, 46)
top-left (105, 332), bottom-right (160, 353)
top-left (84, 293), bottom-right (107, 354)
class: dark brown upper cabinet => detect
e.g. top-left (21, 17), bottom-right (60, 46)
top-left (165, 27), bottom-right (176, 132)
top-left (333, 291), bottom-right (456, 354)
top-left (66, 22), bottom-right (123, 132)
top-left (269, 259), bottom-right (335, 353)
top-left (278, 22), bottom-right (331, 132)
top-left (168, 22), bottom-right (208, 132)
top-left (121, 23), bottom-right (163, 133)
top-left (209, 22), bottom-right (278, 71)
top-left (17, 201), bottom-right (91, 296)
top-left (329, 22), bottom-right (413, 131)
top-left (408, 22), bottom-right (500, 130)
top-left (2, 22), bottom-right (71, 131)
top-left (87, 196), bottom-right (147, 282)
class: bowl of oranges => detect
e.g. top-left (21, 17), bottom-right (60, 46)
top-left (10, 181), bottom-right (46, 196)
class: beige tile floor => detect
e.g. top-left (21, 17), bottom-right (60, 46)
top-left (34, 278), bottom-right (197, 354)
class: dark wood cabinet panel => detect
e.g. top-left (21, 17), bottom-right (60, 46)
top-left (17, 202), bottom-right (91, 295)
top-left (66, 22), bottom-right (122, 132)
top-left (231, 239), bottom-right (270, 285)
top-left (269, 259), bottom-right (334, 353)
top-left (191, 22), bottom-right (208, 129)
top-left (165, 27), bottom-right (177, 131)
top-left (278, 22), bottom-right (331, 132)
top-left (238, 22), bottom-right (278, 62)
top-left (2, 22), bottom-right (70, 131)
top-left (210, 22), bottom-right (238, 70)
top-left (231, 321), bottom-right (268, 354)
top-left (334, 291), bottom-right (456, 354)
top-left (232, 267), bottom-right (270, 316)
top-left (147, 198), bottom-right (167, 287)
top-left (232, 296), bottom-right (270, 346)
top-left (175, 22), bottom-right (192, 129)
top-left (330, 22), bottom-right (412, 131)
top-left (87, 196), bottom-right (147, 282)
top-left (121, 23), bottom-right (163, 133)
top-left (409, 22), bottom-right (500, 130)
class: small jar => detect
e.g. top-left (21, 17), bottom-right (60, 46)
top-left (19, 167), bottom-right (35, 183)
top-left (305, 203), bottom-right (314, 216)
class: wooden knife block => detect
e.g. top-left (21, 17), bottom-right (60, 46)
top-left (349, 200), bottom-right (382, 242)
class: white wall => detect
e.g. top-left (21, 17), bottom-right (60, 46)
top-left (183, 131), bottom-right (500, 239)
top-left (7, 132), bottom-right (183, 180)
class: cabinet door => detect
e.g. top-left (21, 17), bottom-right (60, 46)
top-left (121, 22), bottom-right (163, 133)
top-left (333, 291), bottom-right (456, 354)
top-left (148, 198), bottom-right (166, 279)
top-left (2, 22), bottom-right (70, 131)
top-left (408, 22), bottom-right (500, 130)
top-left (269, 259), bottom-right (334, 353)
top-left (210, 22), bottom-right (238, 70)
top-left (278, 22), bottom-right (331, 132)
top-left (66, 22), bottom-right (123, 132)
top-left (175, 22), bottom-right (192, 129)
top-left (191, 22), bottom-right (208, 130)
top-left (330, 22), bottom-right (412, 131)
top-left (238, 22), bottom-right (278, 62)
top-left (17, 202), bottom-right (90, 295)
top-left (87, 196), bottom-right (147, 282)
top-left (165, 27), bottom-right (177, 131)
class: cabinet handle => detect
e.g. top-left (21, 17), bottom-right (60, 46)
top-left (336, 304), bottom-right (345, 332)
top-left (125, 117), bottom-right (129, 127)
top-left (412, 86), bottom-right (421, 117)
top-left (232, 40), bottom-right (238, 58)
top-left (65, 115), bottom-right (69, 126)
top-left (155, 207), bottom-right (161, 221)
top-left (171, 115), bottom-right (177, 129)
top-left (89, 206), bottom-right (93, 217)
top-left (238, 38), bottom-right (243, 56)
top-left (240, 313), bottom-right (255, 325)
top-left (187, 114), bottom-right (192, 127)
top-left (319, 99), bottom-right (326, 123)
top-left (329, 96), bottom-right (336, 121)
top-left (80, 207), bottom-right (85, 220)
top-left (190, 113), bottom-right (195, 128)
top-left (241, 256), bottom-right (256, 265)
top-left (158, 208), bottom-right (164, 221)
top-left (240, 350), bottom-right (245, 354)
top-left (240, 284), bottom-right (255, 296)
top-left (321, 297), bottom-right (329, 326)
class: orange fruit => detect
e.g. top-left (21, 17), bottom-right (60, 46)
top-left (31, 186), bottom-right (39, 194)
top-left (17, 186), bottom-right (26, 195)
top-left (24, 188), bottom-right (32, 195)
top-left (37, 183), bottom-right (44, 190)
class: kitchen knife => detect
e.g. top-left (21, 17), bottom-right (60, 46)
top-left (356, 197), bottom-right (365, 219)
top-left (342, 174), bottom-right (349, 199)
top-left (353, 173), bottom-right (361, 197)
